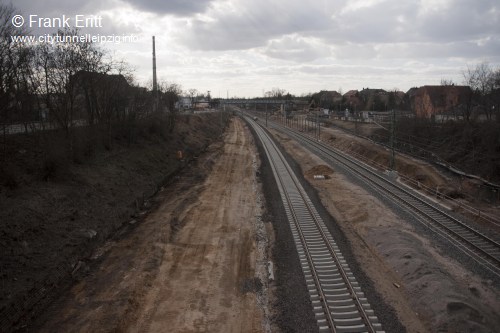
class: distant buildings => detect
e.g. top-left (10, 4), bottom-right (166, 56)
top-left (176, 97), bottom-right (192, 110)
top-left (310, 85), bottom-right (497, 121)
top-left (194, 101), bottom-right (210, 110)
top-left (409, 85), bottom-right (473, 119)
top-left (69, 70), bottom-right (136, 123)
top-left (175, 96), bottom-right (218, 111)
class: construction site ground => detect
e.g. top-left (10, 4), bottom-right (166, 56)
top-left (16, 115), bottom-right (500, 332)
top-left (31, 118), bottom-right (272, 332)
top-left (267, 119), bottom-right (500, 332)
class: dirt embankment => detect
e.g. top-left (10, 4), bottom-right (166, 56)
top-left (315, 122), bottom-right (500, 222)
top-left (0, 113), bottom-right (228, 331)
top-left (269, 128), bottom-right (500, 332)
top-left (31, 117), bottom-right (270, 333)
top-left (325, 120), bottom-right (500, 208)
top-left (321, 125), bottom-right (449, 190)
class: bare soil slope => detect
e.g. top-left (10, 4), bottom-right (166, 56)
top-left (326, 119), bottom-right (500, 210)
top-left (0, 113), bottom-right (227, 331)
top-left (318, 122), bottom-right (500, 221)
top-left (32, 117), bottom-right (270, 333)
top-left (269, 127), bottom-right (500, 332)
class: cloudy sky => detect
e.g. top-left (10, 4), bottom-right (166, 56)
top-left (10, 0), bottom-right (500, 97)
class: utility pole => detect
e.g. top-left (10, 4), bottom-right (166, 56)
top-left (265, 101), bottom-right (268, 127)
top-left (152, 36), bottom-right (158, 111)
top-left (315, 111), bottom-right (320, 140)
top-left (354, 105), bottom-right (358, 135)
top-left (318, 113), bottom-right (321, 141)
top-left (318, 114), bottom-right (321, 140)
top-left (390, 109), bottom-right (396, 170)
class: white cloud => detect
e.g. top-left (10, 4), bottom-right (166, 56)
top-left (118, 0), bottom-right (214, 16)
top-left (8, 0), bottom-right (500, 96)
top-left (340, 0), bottom-right (389, 14)
top-left (176, 0), bottom-right (335, 51)
top-left (262, 35), bottom-right (333, 62)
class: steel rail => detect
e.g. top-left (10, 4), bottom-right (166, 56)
top-left (245, 115), bottom-right (383, 332)
top-left (268, 120), bottom-right (500, 278)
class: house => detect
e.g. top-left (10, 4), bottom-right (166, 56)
top-left (343, 90), bottom-right (363, 111)
top-left (409, 85), bottom-right (473, 118)
top-left (70, 70), bottom-right (132, 122)
top-left (193, 100), bottom-right (210, 110)
top-left (311, 90), bottom-right (343, 109)
top-left (176, 96), bottom-right (192, 109)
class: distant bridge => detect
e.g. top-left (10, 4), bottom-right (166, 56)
top-left (221, 99), bottom-right (294, 105)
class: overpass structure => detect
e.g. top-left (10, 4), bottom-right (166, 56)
top-left (220, 98), bottom-right (293, 105)
top-left (221, 99), bottom-right (293, 105)
top-left (221, 99), bottom-right (299, 113)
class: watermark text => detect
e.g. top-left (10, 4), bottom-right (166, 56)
top-left (10, 13), bottom-right (140, 45)
top-left (11, 33), bottom-right (140, 45)
top-left (12, 14), bottom-right (104, 28)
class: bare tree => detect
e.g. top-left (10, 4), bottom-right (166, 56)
top-left (72, 46), bottom-right (109, 126)
top-left (488, 69), bottom-right (500, 122)
top-left (440, 78), bottom-right (454, 86)
top-left (456, 90), bottom-right (474, 122)
top-left (157, 81), bottom-right (182, 132)
top-left (0, 3), bottom-right (16, 121)
top-left (188, 88), bottom-right (197, 107)
top-left (0, 2), bottom-right (32, 134)
top-left (491, 69), bottom-right (500, 88)
top-left (463, 63), bottom-right (493, 95)
top-left (462, 62), bottom-right (498, 120)
top-left (36, 31), bottom-right (78, 139)
top-left (127, 84), bottom-right (150, 117)
top-left (14, 45), bottom-right (39, 133)
top-left (32, 28), bottom-right (119, 154)
top-left (265, 87), bottom-right (286, 99)
top-left (388, 88), bottom-right (403, 110)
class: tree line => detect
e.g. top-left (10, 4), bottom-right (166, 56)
top-left (0, 3), bottom-right (184, 149)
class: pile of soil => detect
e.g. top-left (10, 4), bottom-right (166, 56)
top-left (0, 113), bottom-right (227, 331)
top-left (304, 165), bottom-right (334, 178)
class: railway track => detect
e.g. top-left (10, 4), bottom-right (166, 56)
top-left (265, 118), bottom-right (500, 278)
top-left (245, 116), bottom-right (384, 333)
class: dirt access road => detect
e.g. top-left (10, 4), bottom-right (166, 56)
top-left (33, 118), bottom-right (271, 332)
